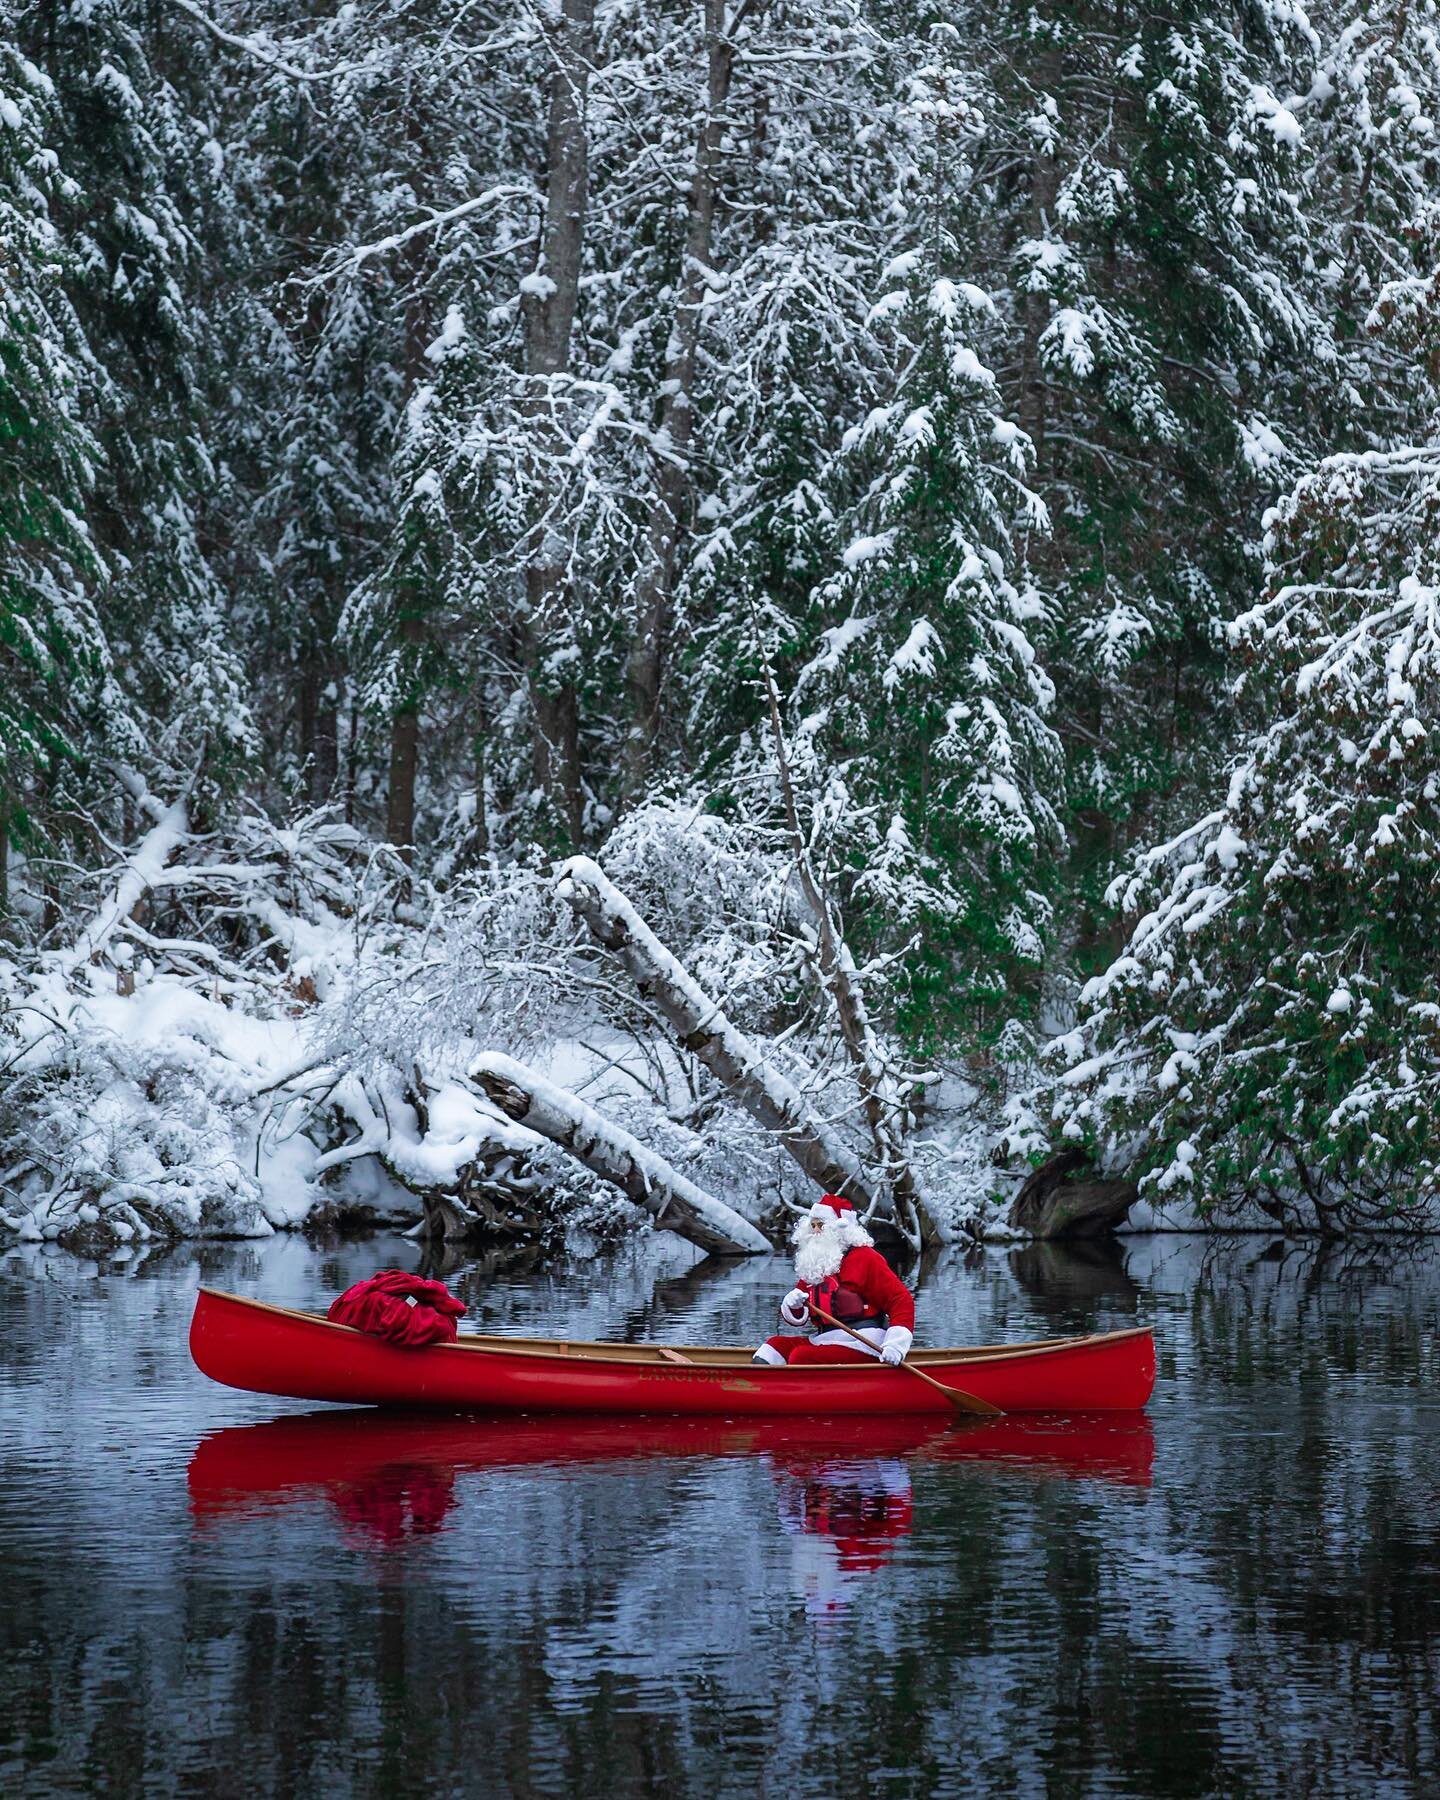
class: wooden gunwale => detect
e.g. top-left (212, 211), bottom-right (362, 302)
top-left (197, 1289), bottom-right (1150, 1373)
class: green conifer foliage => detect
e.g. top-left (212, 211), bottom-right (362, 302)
top-left (24, 0), bottom-right (254, 809)
top-left (794, 252), bottom-right (1063, 1051)
top-left (967, 1), bottom-right (1331, 950)
top-left (0, 39), bottom-right (107, 863)
top-left (1055, 273), bottom-right (1440, 1231)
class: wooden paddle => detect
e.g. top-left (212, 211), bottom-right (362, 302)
top-left (808, 1304), bottom-right (1003, 1419)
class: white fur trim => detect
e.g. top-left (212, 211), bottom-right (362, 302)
top-left (881, 1325), bottom-right (913, 1362)
top-left (752, 1342), bottom-right (787, 1366)
top-left (812, 1326), bottom-right (884, 1357)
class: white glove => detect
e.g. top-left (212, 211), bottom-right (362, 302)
top-left (779, 1287), bottom-right (809, 1328)
top-left (880, 1326), bottom-right (913, 1366)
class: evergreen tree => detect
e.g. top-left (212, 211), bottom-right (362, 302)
top-left (1054, 268), bottom-right (1440, 1231)
top-left (0, 33), bottom-right (108, 877)
top-left (960, 0), bottom-right (1332, 956)
top-left (1304, 0), bottom-right (1440, 445)
top-left (786, 260), bottom-right (1062, 1052)
top-left (21, 0), bottom-right (255, 810)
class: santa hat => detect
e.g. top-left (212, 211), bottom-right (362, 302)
top-left (796, 1192), bottom-right (873, 1248)
top-left (811, 1194), bottom-right (856, 1223)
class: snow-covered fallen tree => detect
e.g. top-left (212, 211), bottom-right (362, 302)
top-left (0, 782), bottom-right (1025, 1255)
top-left (470, 1053), bottom-right (769, 1255)
top-left (0, 804), bottom-right (421, 1249)
top-left (0, 796), bottom-right (790, 1255)
top-left (555, 856), bottom-right (878, 1211)
top-left (327, 800), bottom-right (1008, 1251)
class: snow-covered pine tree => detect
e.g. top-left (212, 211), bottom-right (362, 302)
top-left (1300, 0), bottom-right (1440, 450)
top-left (21, 0), bottom-right (255, 818)
top-left (674, 0), bottom-right (915, 772)
top-left (1054, 261), bottom-right (1440, 1232)
top-left (323, 0), bottom-right (631, 857)
top-left (961, 0), bottom-right (1331, 955)
top-left (213, 3), bottom-right (408, 817)
top-left (349, 1), bottom-right (917, 863)
top-left (675, 35), bottom-right (1064, 1059)
top-left (615, 0), bottom-right (909, 792)
top-left (788, 241), bottom-right (1063, 1054)
top-left (0, 33), bottom-right (109, 894)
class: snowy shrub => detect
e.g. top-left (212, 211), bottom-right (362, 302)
top-left (0, 806), bottom-right (424, 1248)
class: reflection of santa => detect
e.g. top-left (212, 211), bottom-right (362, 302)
top-left (770, 1453), bottom-right (914, 1619)
top-left (330, 1463), bottom-right (458, 1547)
top-left (752, 1193), bottom-right (916, 1366)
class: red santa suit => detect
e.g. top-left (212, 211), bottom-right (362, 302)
top-left (753, 1193), bottom-right (916, 1367)
top-left (771, 1452), bottom-right (914, 1618)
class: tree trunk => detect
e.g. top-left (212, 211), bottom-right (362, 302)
top-left (522, 0), bottom-right (593, 845)
top-left (298, 664), bottom-right (317, 798)
top-left (314, 666), bottom-right (339, 803)
top-left (297, 656), bottom-right (339, 804)
top-left (750, 622), bottom-right (935, 1246)
top-left (521, 0), bottom-right (590, 379)
top-left (344, 696), bottom-right (360, 826)
top-left (386, 705), bottom-right (418, 859)
top-left (472, 1051), bottom-right (770, 1255)
top-left (624, 0), bottom-right (746, 786)
top-left (557, 857), bottom-right (880, 1211)
top-left (525, 566), bottom-right (585, 845)
top-left (386, 602), bottom-right (427, 860)
top-left (1008, 1148), bottom-right (1137, 1239)
top-left (1017, 55), bottom-right (1061, 472)
top-left (471, 718), bottom-right (489, 860)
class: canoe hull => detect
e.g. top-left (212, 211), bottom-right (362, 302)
top-left (189, 1288), bottom-right (1155, 1415)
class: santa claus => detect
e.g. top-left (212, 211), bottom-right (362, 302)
top-left (752, 1193), bottom-right (915, 1367)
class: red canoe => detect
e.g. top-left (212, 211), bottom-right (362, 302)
top-left (189, 1288), bottom-right (1155, 1415)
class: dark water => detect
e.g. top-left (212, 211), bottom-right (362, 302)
top-left (3, 1231), bottom-right (1438, 1799)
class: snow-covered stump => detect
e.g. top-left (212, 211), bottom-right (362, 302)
top-left (556, 858), bottom-right (878, 1210)
top-left (470, 1052), bottom-right (770, 1257)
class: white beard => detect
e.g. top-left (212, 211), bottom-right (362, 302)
top-left (793, 1224), bottom-right (848, 1285)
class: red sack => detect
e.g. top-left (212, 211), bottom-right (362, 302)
top-left (327, 1270), bottom-right (467, 1348)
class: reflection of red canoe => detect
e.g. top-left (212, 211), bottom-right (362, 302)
top-left (187, 1407), bottom-right (1155, 1529)
top-left (189, 1288), bottom-right (1156, 1414)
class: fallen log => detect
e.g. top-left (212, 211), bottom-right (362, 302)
top-left (470, 1051), bottom-right (770, 1257)
top-left (1008, 1148), bottom-right (1138, 1240)
top-left (557, 856), bottom-right (878, 1212)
